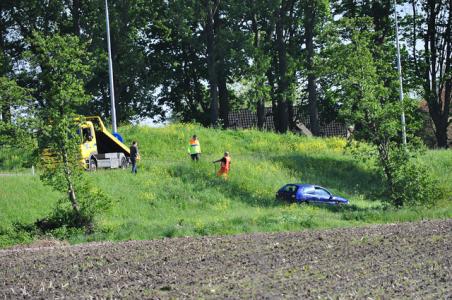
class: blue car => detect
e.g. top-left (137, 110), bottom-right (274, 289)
top-left (276, 184), bottom-right (349, 205)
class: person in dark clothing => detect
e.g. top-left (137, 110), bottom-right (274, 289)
top-left (130, 141), bottom-right (139, 174)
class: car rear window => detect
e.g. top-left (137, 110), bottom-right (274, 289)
top-left (283, 185), bottom-right (297, 193)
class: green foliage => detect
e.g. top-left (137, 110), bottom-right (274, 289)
top-left (26, 32), bottom-right (111, 231)
top-left (321, 18), bottom-right (442, 207)
top-left (0, 0), bottom-right (447, 144)
top-left (27, 32), bottom-right (92, 110)
top-left (0, 225), bottom-right (34, 248)
top-left (0, 76), bottom-right (36, 166)
top-left (36, 166), bottom-right (113, 231)
top-left (400, 0), bottom-right (451, 148)
top-left (0, 147), bottom-right (36, 170)
top-left (37, 186), bottom-right (113, 232)
top-left (391, 157), bottom-right (443, 207)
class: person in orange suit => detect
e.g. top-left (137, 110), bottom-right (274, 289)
top-left (213, 152), bottom-right (231, 179)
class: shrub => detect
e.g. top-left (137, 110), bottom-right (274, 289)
top-left (0, 225), bottom-right (34, 248)
top-left (391, 159), bottom-right (443, 207)
top-left (36, 179), bottom-right (113, 233)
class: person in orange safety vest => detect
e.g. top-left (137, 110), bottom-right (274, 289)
top-left (213, 152), bottom-right (231, 178)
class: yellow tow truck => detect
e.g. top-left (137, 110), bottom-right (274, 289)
top-left (78, 116), bottom-right (130, 170)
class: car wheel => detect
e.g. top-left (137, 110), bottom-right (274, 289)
top-left (121, 157), bottom-right (128, 169)
top-left (89, 159), bottom-right (97, 171)
top-left (335, 200), bottom-right (341, 206)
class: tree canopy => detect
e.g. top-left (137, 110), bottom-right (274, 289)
top-left (0, 0), bottom-right (450, 146)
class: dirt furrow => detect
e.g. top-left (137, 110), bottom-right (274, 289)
top-left (0, 219), bottom-right (451, 299)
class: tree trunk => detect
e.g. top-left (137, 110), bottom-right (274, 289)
top-left (72, 0), bottom-right (81, 36)
top-left (218, 65), bottom-right (229, 128)
top-left (304, 2), bottom-right (320, 136)
top-left (288, 101), bottom-right (294, 130)
top-left (370, 1), bottom-right (391, 45)
top-left (275, 1), bottom-right (289, 133)
top-left (215, 9), bottom-right (229, 129)
top-left (257, 100), bottom-right (265, 129)
top-left (268, 60), bottom-right (278, 130)
top-left (433, 119), bottom-right (448, 148)
top-left (440, 0), bottom-right (451, 148)
top-left (422, 0), bottom-right (451, 148)
top-left (411, 0), bottom-right (419, 72)
top-left (251, 10), bottom-right (266, 130)
top-left (62, 149), bottom-right (80, 214)
top-left (205, 0), bottom-right (220, 126)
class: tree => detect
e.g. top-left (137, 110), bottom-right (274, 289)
top-left (2, 0), bottom-right (159, 123)
top-left (0, 75), bottom-right (33, 148)
top-left (404, 0), bottom-right (451, 148)
top-left (1, 0), bottom-right (446, 140)
top-left (273, 0), bottom-right (294, 133)
top-left (214, 0), bottom-right (245, 128)
top-left (302, 0), bottom-right (330, 136)
top-left (322, 18), bottom-right (440, 206)
top-left (203, 0), bottom-right (221, 126)
top-left (246, 0), bottom-right (268, 129)
top-left (28, 32), bottom-right (109, 229)
top-left (139, 0), bottom-right (211, 124)
top-left (0, 0), bottom-right (16, 125)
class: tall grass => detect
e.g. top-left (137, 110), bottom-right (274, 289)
top-left (1, 123), bottom-right (451, 247)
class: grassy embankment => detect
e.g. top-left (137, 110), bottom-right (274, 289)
top-left (1, 124), bottom-right (451, 247)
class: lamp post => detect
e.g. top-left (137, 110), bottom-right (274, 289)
top-left (105, 0), bottom-right (117, 133)
top-left (393, 0), bottom-right (407, 146)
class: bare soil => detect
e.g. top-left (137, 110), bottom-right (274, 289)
top-left (1, 219), bottom-right (451, 299)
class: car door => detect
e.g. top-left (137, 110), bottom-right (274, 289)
top-left (279, 185), bottom-right (297, 202)
top-left (80, 124), bottom-right (97, 157)
top-left (303, 186), bottom-right (319, 203)
top-left (314, 187), bottom-right (332, 204)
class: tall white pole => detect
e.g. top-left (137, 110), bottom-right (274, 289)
top-left (394, 0), bottom-right (407, 146)
top-left (105, 0), bottom-right (117, 133)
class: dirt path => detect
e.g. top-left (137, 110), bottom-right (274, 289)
top-left (1, 219), bottom-right (451, 299)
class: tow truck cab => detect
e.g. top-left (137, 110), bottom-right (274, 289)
top-left (78, 116), bottom-right (130, 170)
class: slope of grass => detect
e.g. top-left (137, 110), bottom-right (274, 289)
top-left (1, 123), bottom-right (451, 247)
top-left (0, 176), bottom-right (61, 246)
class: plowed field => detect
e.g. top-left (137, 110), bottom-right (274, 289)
top-left (1, 219), bottom-right (451, 299)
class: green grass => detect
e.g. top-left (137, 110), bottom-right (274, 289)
top-left (0, 176), bottom-right (61, 246)
top-left (1, 123), bottom-right (451, 247)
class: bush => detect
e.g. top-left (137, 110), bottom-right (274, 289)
top-left (36, 180), bottom-right (113, 233)
top-left (0, 146), bottom-right (36, 170)
top-left (0, 224), bottom-right (34, 248)
top-left (348, 139), bottom-right (442, 208)
top-left (391, 159), bottom-right (443, 207)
